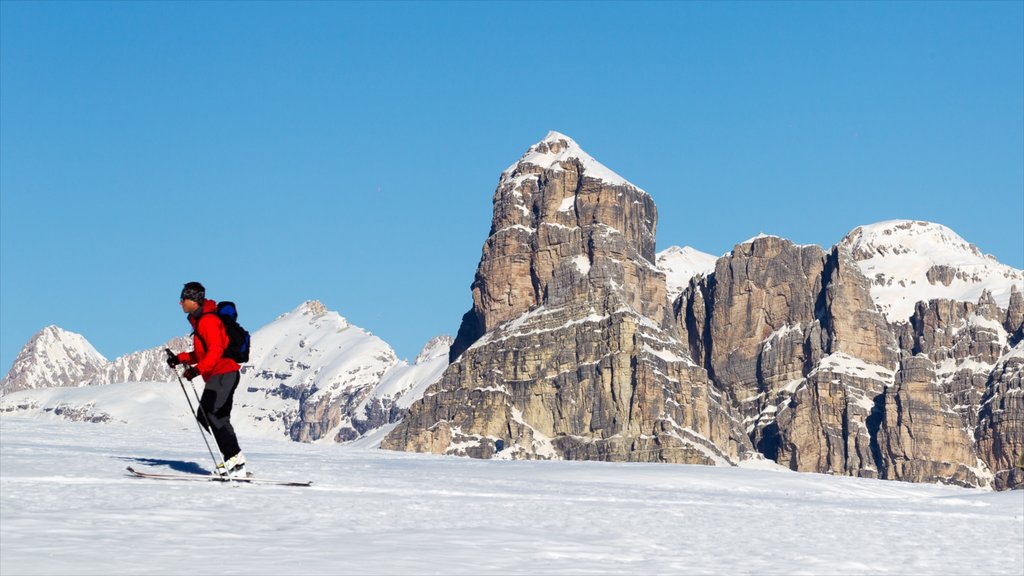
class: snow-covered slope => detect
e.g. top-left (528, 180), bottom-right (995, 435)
top-left (346, 336), bottom-right (452, 449)
top-left (0, 380), bottom-right (203, 429)
top-left (1, 300), bottom-right (450, 447)
top-left (2, 415), bottom-right (1021, 575)
top-left (841, 220), bottom-right (1024, 322)
top-left (501, 130), bottom-right (644, 192)
top-left (656, 246), bottom-right (719, 301)
top-left (105, 335), bottom-right (191, 386)
top-left (242, 301), bottom-right (450, 443)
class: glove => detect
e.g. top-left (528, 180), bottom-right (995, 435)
top-left (166, 350), bottom-right (181, 369)
top-left (182, 367), bottom-right (200, 381)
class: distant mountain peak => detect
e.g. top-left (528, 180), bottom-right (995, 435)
top-left (297, 300), bottom-right (328, 316)
top-left (845, 220), bottom-right (985, 259)
top-left (1, 325), bottom-right (108, 396)
top-left (656, 246), bottom-right (718, 301)
top-left (414, 335), bottom-right (453, 365)
top-left (840, 220), bottom-right (1024, 322)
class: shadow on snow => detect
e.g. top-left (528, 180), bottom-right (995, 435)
top-left (117, 456), bottom-right (209, 475)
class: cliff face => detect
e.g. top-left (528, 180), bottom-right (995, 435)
top-left (384, 132), bottom-right (752, 464)
top-left (449, 132), bottom-right (666, 361)
top-left (385, 134), bottom-right (1024, 490)
top-left (678, 231), bottom-right (1021, 489)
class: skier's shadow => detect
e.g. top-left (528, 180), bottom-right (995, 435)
top-left (120, 456), bottom-right (209, 475)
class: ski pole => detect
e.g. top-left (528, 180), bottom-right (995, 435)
top-left (166, 349), bottom-right (221, 472)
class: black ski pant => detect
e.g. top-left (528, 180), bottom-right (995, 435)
top-left (197, 371), bottom-right (242, 461)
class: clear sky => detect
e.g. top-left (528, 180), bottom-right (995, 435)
top-left (2, 1), bottom-right (1022, 373)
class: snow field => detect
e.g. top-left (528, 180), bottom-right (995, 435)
top-left (2, 416), bottom-right (1022, 575)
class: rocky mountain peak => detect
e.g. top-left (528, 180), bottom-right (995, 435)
top-left (386, 133), bottom-right (752, 465)
top-left (449, 131), bottom-right (663, 360)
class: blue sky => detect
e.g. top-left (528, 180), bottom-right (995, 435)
top-left (2, 1), bottom-right (1022, 373)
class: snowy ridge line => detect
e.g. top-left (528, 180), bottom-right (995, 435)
top-left (500, 131), bottom-right (647, 194)
top-left (842, 220), bottom-right (1023, 323)
top-left (2, 301), bottom-right (452, 447)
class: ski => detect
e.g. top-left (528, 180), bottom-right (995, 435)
top-left (126, 466), bottom-right (312, 487)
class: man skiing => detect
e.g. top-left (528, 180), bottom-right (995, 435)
top-left (167, 281), bottom-right (247, 477)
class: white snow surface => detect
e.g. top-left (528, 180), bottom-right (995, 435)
top-left (502, 131), bottom-right (645, 193)
top-left (841, 220), bottom-right (1024, 323)
top-left (656, 246), bottom-right (719, 300)
top-left (2, 412), bottom-right (1022, 576)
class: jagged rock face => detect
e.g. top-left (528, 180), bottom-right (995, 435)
top-left (677, 232), bottom-right (1023, 488)
top-left (976, 349), bottom-right (1024, 490)
top-left (386, 132), bottom-right (752, 463)
top-left (771, 355), bottom-right (891, 476)
top-left (821, 246), bottom-right (900, 368)
top-left (386, 134), bottom-right (1024, 489)
top-left (901, 295), bottom-right (1022, 488)
top-left (874, 355), bottom-right (982, 487)
top-left (1006, 286), bottom-right (1024, 342)
top-left (906, 297), bottom-right (1008, 429)
top-left (688, 236), bottom-right (827, 412)
top-left (450, 133), bottom-right (665, 362)
top-left (387, 303), bottom-right (751, 463)
top-left (680, 238), bottom-right (899, 478)
top-left (773, 247), bottom-right (896, 479)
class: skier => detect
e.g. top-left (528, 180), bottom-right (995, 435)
top-left (167, 281), bottom-right (247, 477)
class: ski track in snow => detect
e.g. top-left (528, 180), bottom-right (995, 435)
top-left (1, 417), bottom-right (1022, 575)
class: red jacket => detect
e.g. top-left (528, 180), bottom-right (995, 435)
top-left (177, 299), bottom-right (240, 378)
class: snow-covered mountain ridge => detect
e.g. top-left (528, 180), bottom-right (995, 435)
top-left (1, 301), bottom-right (451, 446)
top-left (0, 325), bottom-right (191, 396)
top-left (839, 220), bottom-right (1023, 322)
top-left (656, 246), bottom-right (718, 301)
top-left (669, 219), bottom-right (1022, 325)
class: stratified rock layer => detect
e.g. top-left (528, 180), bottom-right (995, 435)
top-left (385, 132), bottom-right (752, 463)
top-left (385, 134), bottom-right (1024, 490)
